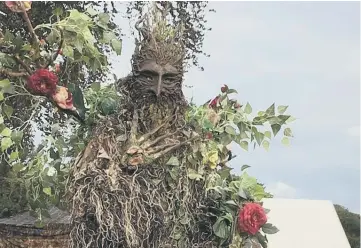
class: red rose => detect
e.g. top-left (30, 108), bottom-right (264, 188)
top-left (221, 84), bottom-right (228, 93)
top-left (52, 86), bottom-right (75, 111)
top-left (209, 96), bottom-right (220, 108)
top-left (26, 69), bottom-right (58, 96)
top-left (238, 203), bottom-right (267, 235)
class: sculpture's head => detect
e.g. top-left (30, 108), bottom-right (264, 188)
top-left (125, 5), bottom-right (186, 107)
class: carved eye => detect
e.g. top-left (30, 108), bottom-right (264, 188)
top-left (141, 70), bottom-right (156, 82)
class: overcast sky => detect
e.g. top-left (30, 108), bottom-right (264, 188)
top-left (112, 2), bottom-right (360, 213)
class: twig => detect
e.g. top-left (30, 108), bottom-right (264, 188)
top-left (0, 68), bottom-right (28, 77)
top-left (14, 55), bottom-right (32, 75)
top-left (19, 3), bottom-right (38, 44)
top-left (46, 29), bottom-right (64, 68)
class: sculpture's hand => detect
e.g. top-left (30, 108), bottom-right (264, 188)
top-left (121, 110), bottom-right (198, 167)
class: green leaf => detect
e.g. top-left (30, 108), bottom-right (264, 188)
top-left (166, 156), bottom-right (180, 166)
top-left (1, 127), bottom-right (12, 137)
top-left (0, 92), bottom-right (4, 101)
top-left (245, 102), bottom-right (252, 114)
top-left (90, 82), bottom-right (101, 92)
top-left (43, 187), bottom-right (52, 196)
top-left (252, 127), bottom-right (264, 146)
top-left (271, 124), bottom-right (281, 137)
top-left (256, 232), bottom-right (268, 248)
top-left (277, 105), bottom-right (288, 114)
top-left (265, 103), bottom-right (275, 116)
top-left (240, 141), bottom-right (248, 151)
top-left (278, 115), bottom-right (291, 124)
top-left (52, 7), bottom-right (64, 16)
top-left (12, 162), bottom-right (23, 172)
top-left (286, 116), bottom-right (296, 124)
top-left (86, 7), bottom-right (98, 16)
top-left (227, 89), bottom-right (238, 94)
top-left (112, 39), bottom-right (122, 55)
top-left (68, 83), bottom-right (86, 113)
top-left (21, 44), bottom-right (32, 51)
top-left (0, 79), bottom-right (10, 88)
top-left (63, 45), bottom-right (74, 58)
top-left (11, 130), bottom-right (23, 144)
top-left (262, 223), bottom-right (279, 234)
top-left (47, 167), bottom-right (57, 177)
top-left (102, 31), bottom-right (117, 44)
top-left (281, 137), bottom-right (290, 146)
top-left (262, 140), bottom-right (270, 151)
top-left (264, 131), bottom-right (271, 139)
top-left (187, 168), bottom-right (203, 180)
top-left (284, 127), bottom-right (293, 137)
top-left (0, 116), bottom-right (3, 124)
top-left (225, 125), bottom-right (236, 135)
top-left (34, 220), bottom-right (44, 228)
top-left (1, 137), bottom-right (13, 151)
top-left (241, 164), bottom-right (251, 171)
top-left (9, 151), bottom-right (18, 161)
top-left (213, 217), bottom-right (230, 239)
top-left (98, 13), bottom-right (110, 25)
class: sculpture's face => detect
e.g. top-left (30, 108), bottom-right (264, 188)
top-left (135, 60), bottom-right (182, 98)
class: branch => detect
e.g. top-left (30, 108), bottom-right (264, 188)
top-left (19, 3), bottom-right (38, 44)
top-left (46, 29), bottom-right (64, 68)
top-left (0, 68), bottom-right (28, 77)
top-left (14, 55), bottom-right (32, 75)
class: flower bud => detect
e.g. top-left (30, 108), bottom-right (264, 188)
top-left (221, 84), bottom-right (228, 93)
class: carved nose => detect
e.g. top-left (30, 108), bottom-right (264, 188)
top-left (156, 75), bottom-right (162, 97)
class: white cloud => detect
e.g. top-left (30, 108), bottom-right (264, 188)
top-left (267, 182), bottom-right (297, 198)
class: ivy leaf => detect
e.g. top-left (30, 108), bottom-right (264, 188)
top-left (241, 164), bottom-right (251, 171)
top-left (213, 217), bottom-right (230, 239)
top-left (98, 13), bottom-right (110, 25)
top-left (284, 128), bottom-right (293, 137)
top-left (225, 125), bottom-right (236, 135)
top-left (262, 223), bottom-right (279, 234)
top-left (9, 151), bottom-right (18, 161)
top-left (187, 168), bottom-right (203, 180)
top-left (244, 102), bottom-right (252, 114)
top-left (3, 105), bottom-right (13, 118)
top-left (43, 187), bottom-right (52, 196)
top-left (277, 105), bottom-right (288, 114)
top-left (262, 140), bottom-right (270, 151)
top-left (271, 124), bottom-right (281, 137)
top-left (252, 127), bottom-right (264, 146)
top-left (90, 82), bottom-right (101, 92)
top-left (1, 137), bottom-right (13, 151)
top-left (63, 45), bottom-right (74, 58)
top-left (227, 89), bottom-right (238, 94)
top-left (0, 127), bottom-right (12, 137)
top-left (264, 131), bottom-right (271, 139)
top-left (265, 103), bottom-right (275, 116)
top-left (86, 7), bottom-right (98, 16)
top-left (47, 167), bottom-right (57, 177)
top-left (0, 79), bottom-right (10, 88)
top-left (11, 130), bottom-right (23, 144)
top-left (166, 156), bottom-right (180, 166)
top-left (281, 137), bottom-right (290, 146)
top-left (240, 141), bottom-right (248, 151)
